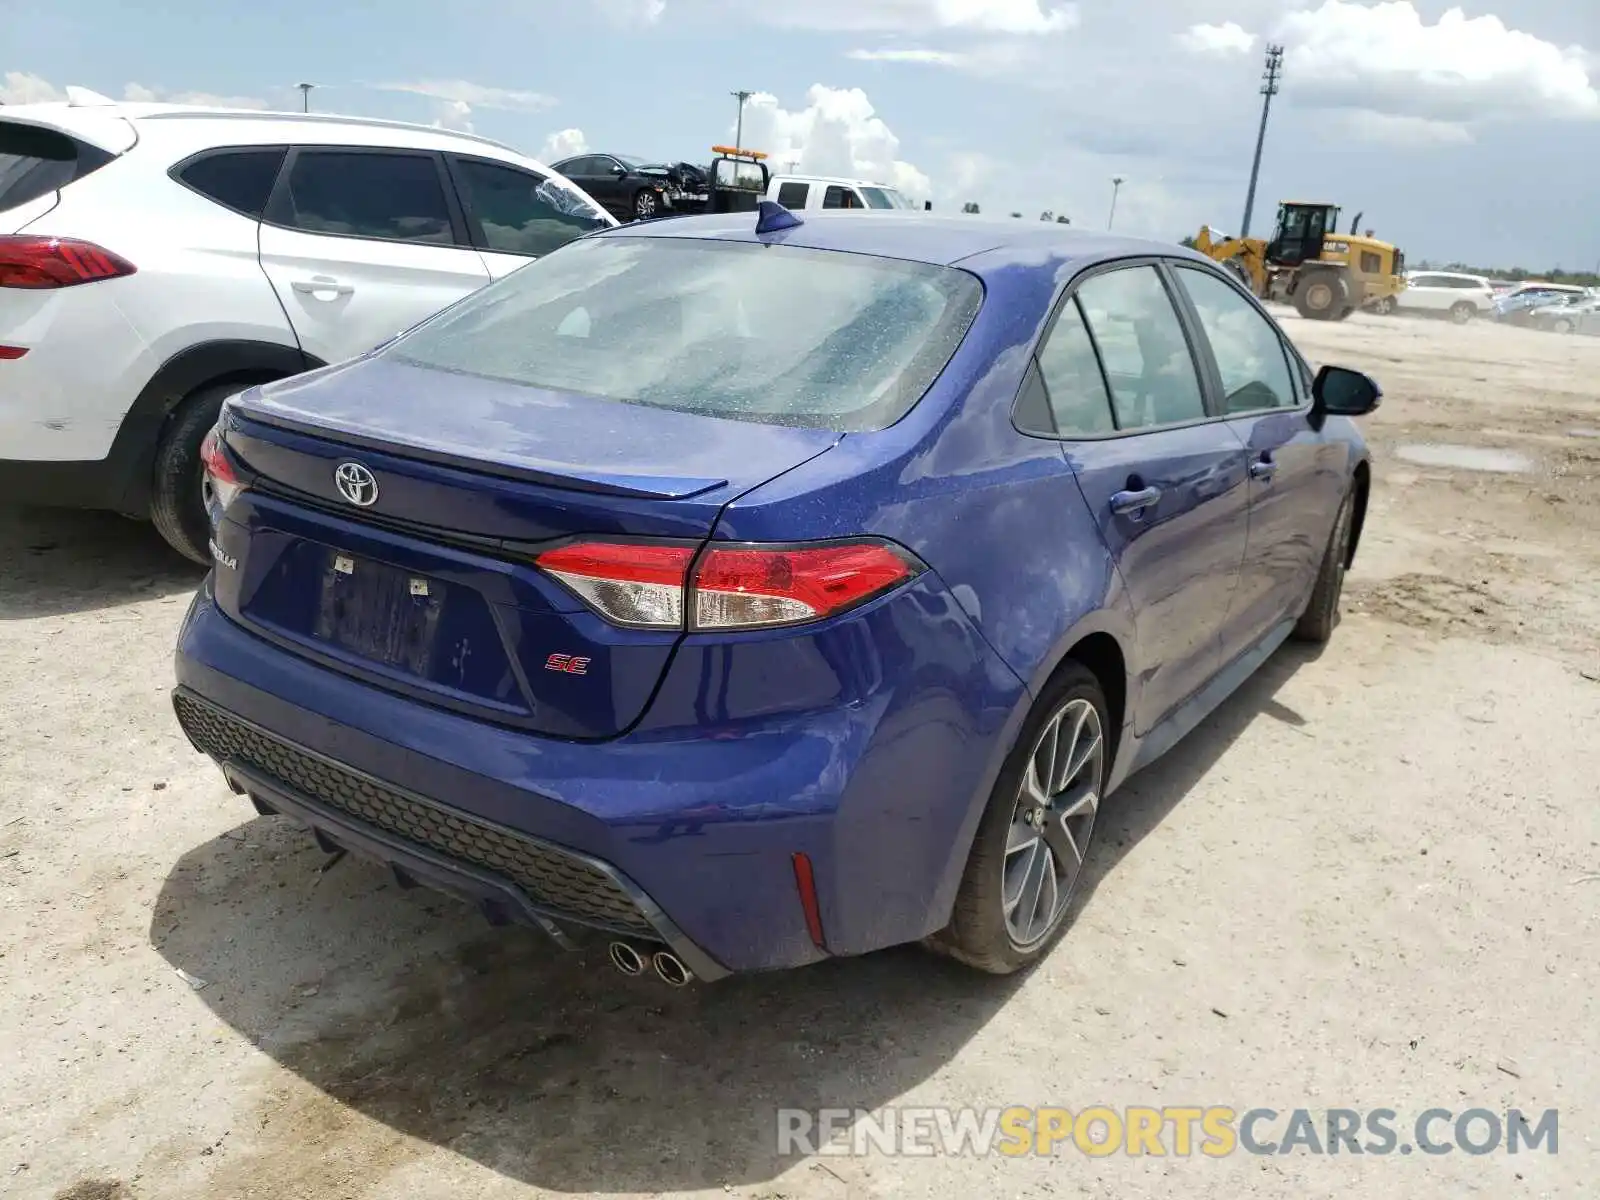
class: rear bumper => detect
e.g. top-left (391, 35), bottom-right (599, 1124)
top-left (0, 454), bottom-right (143, 512)
top-left (173, 578), bottom-right (1027, 974)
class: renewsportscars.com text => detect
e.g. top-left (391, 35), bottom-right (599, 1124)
top-left (776, 1106), bottom-right (1558, 1158)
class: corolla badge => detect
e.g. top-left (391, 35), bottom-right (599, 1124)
top-left (334, 461), bottom-right (379, 507)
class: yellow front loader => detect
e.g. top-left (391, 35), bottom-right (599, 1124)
top-left (1194, 202), bottom-right (1407, 321)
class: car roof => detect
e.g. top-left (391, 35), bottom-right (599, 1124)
top-left (591, 210), bottom-right (1196, 272)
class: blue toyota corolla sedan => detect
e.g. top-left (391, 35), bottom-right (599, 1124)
top-left (172, 207), bottom-right (1379, 984)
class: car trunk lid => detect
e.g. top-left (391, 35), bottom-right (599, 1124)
top-left (213, 355), bottom-right (840, 738)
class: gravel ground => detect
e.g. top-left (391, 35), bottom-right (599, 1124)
top-left (1, 312), bottom-right (1597, 1200)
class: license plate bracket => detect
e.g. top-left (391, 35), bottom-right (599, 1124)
top-left (313, 552), bottom-right (445, 675)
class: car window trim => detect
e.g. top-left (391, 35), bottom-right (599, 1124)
top-left (1165, 259), bottom-right (1311, 419)
top-left (262, 145), bottom-right (473, 250)
top-left (1012, 254), bottom-right (1222, 442)
top-left (167, 144), bottom-right (291, 220)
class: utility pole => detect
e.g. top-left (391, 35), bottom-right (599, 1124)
top-left (296, 82), bottom-right (315, 113)
top-left (1240, 44), bottom-right (1283, 239)
top-left (730, 90), bottom-right (752, 150)
top-left (1107, 176), bottom-right (1124, 230)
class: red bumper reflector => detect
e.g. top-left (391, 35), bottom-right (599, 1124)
top-left (792, 851), bottom-right (826, 949)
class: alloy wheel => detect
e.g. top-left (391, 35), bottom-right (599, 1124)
top-left (635, 191), bottom-right (657, 219)
top-left (1003, 698), bottom-right (1105, 947)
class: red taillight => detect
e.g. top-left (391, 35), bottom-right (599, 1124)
top-left (535, 541), bottom-right (696, 629)
top-left (0, 345), bottom-right (27, 360)
top-left (200, 427), bottom-right (244, 510)
top-left (693, 543), bottom-right (916, 629)
top-left (535, 539), bottom-right (918, 631)
top-left (0, 236), bottom-right (137, 289)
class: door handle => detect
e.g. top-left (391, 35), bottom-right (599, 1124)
top-left (1110, 486), bottom-right (1161, 515)
top-left (1249, 460), bottom-right (1277, 481)
top-left (291, 277), bottom-right (355, 298)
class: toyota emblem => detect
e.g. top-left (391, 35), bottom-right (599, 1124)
top-left (334, 461), bottom-right (379, 507)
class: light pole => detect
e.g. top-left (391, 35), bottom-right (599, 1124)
top-left (730, 90), bottom-right (752, 149)
top-left (296, 82), bottom-right (315, 113)
top-left (1240, 44), bottom-right (1284, 238)
top-left (1107, 176), bottom-right (1125, 230)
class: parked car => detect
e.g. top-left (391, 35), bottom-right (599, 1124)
top-left (0, 91), bottom-right (614, 563)
top-left (173, 212), bottom-right (1379, 983)
top-left (1493, 282), bottom-right (1589, 325)
top-left (767, 174), bottom-right (917, 212)
top-left (1529, 296), bottom-right (1600, 335)
top-left (1392, 271), bottom-right (1495, 322)
top-left (548, 153), bottom-right (709, 222)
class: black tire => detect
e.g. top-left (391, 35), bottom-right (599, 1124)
top-left (1294, 486), bottom-right (1356, 644)
top-left (148, 382), bottom-right (245, 564)
top-left (1449, 302), bottom-right (1475, 325)
top-left (633, 189), bottom-right (659, 220)
top-left (930, 662), bottom-right (1110, 974)
top-left (1294, 270), bottom-right (1349, 321)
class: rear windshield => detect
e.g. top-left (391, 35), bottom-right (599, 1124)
top-left (390, 236), bottom-right (983, 431)
top-left (0, 122), bottom-right (112, 214)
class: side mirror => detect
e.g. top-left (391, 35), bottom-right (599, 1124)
top-left (1311, 364), bottom-right (1382, 421)
top-left (612, 165), bottom-right (629, 176)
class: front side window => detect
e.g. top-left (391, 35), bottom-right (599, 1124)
top-left (1074, 266), bottom-right (1207, 429)
top-left (391, 236), bottom-right (983, 432)
top-left (859, 186), bottom-right (904, 210)
top-left (1034, 298), bottom-right (1116, 435)
top-left (279, 151), bottom-right (453, 244)
top-left (1174, 267), bottom-right (1297, 413)
top-left (452, 158), bottom-right (608, 257)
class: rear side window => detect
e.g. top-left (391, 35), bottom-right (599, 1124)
top-left (822, 186), bottom-right (860, 209)
top-left (276, 151), bottom-right (453, 245)
top-left (776, 181), bottom-right (809, 208)
top-left (450, 157), bottom-right (607, 257)
top-left (1034, 299), bottom-right (1116, 435)
top-left (1074, 266), bottom-right (1207, 429)
top-left (173, 147), bottom-right (286, 218)
top-left (0, 122), bottom-right (112, 213)
top-left (391, 236), bottom-right (984, 432)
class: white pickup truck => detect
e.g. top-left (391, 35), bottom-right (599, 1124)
top-left (766, 174), bottom-right (923, 212)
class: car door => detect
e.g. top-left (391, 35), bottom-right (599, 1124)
top-left (1171, 262), bottom-right (1342, 659)
top-left (1039, 262), bottom-right (1251, 734)
top-left (1403, 274), bottom-right (1442, 312)
top-left (445, 155), bottom-right (611, 280)
top-left (257, 147), bottom-right (491, 364)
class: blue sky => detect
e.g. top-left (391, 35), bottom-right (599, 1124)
top-left (8, 0), bottom-right (1600, 269)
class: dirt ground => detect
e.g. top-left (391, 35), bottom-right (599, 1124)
top-left (2, 311), bottom-right (1597, 1200)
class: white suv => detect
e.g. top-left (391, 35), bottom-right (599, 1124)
top-left (1394, 271), bottom-right (1496, 323)
top-left (0, 89), bottom-right (614, 562)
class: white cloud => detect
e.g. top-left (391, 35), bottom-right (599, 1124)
top-left (122, 82), bottom-right (266, 109)
top-left (1329, 110), bottom-right (1475, 147)
top-left (595, 0), bottom-right (666, 24)
top-left (373, 79), bottom-right (556, 136)
top-left (1279, 2), bottom-right (1600, 124)
top-left (375, 80), bottom-right (555, 111)
top-left (710, 0), bottom-right (1077, 35)
top-left (1179, 21), bottom-right (1255, 56)
top-left (540, 128), bottom-right (590, 162)
top-left (0, 73), bottom-right (263, 109)
top-left (738, 85), bottom-right (932, 199)
top-left (0, 71), bottom-right (63, 104)
top-left (847, 47), bottom-right (966, 65)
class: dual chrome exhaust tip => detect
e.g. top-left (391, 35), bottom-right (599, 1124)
top-left (608, 940), bottom-right (693, 986)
